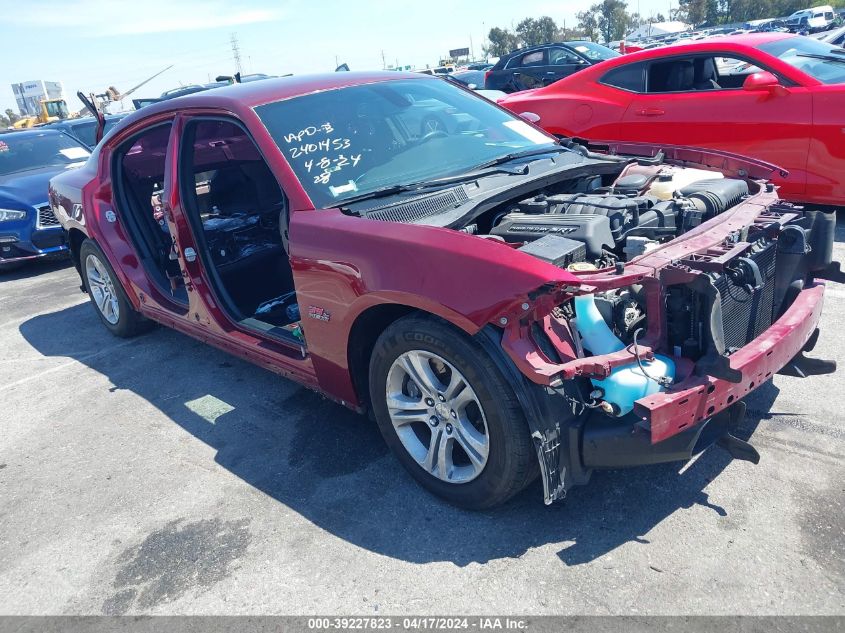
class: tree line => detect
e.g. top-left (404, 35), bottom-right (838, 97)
top-left (484, 3), bottom-right (668, 55)
top-left (485, 0), bottom-right (845, 53)
top-left (1, 109), bottom-right (22, 128)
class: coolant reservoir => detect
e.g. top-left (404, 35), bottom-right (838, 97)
top-left (648, 168), bottom-right (723, 201)
top-left (591, 357), bottom-right (675, 416)
top-left (573, 295), bottom-right (675, 416)
top-left (573, 294), bottom-right (624, 355)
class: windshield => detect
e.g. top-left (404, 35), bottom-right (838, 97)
top-left (45, 100), bottom-right (69, 119)
top-left (68, 118), bottom-right (121, 148)
top-left (759, 36), bottom-right (845, 84)
top-left (0, 132), bottom-right (90, 177)
top-left (569, 41), bottom-right (620, 62)
top-left (255, 78), bottom-right (557, 208)
top-left (68, 121), bottom-right (97, 147)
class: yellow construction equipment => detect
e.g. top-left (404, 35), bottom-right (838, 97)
top-left (11, 98), bottom-right (72, 129)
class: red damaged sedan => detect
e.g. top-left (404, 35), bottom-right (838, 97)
top-left (49, 72), bottom-right (839, 508)
top-left (499, 33), bottom-right (845, 206)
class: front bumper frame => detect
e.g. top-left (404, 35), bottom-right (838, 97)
top-left (634, 281), bottom-right (826, 443)
top-left (0, 228), bottom-right (68, 265)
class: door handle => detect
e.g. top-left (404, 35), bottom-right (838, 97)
top-left (635, 108), bottom-right (665, 117)
top-left (183, 247), bottom-right (197, 262)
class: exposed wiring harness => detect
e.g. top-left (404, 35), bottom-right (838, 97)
top-left (632, 328), bottom-right (673, 388)
top-left (552, 380), bottom-right (604, 417)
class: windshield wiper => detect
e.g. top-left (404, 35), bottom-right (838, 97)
top-left (796, 53), bottom-right (845, 63)
top-left (470, 145), bottom-right (569, 171)
top-left (409, 146), bottom-right (569, 188)
top-left (338, 176), bottom-right (488, 206)
top-left (338, 184), bottom-right (416, 206)
top-left (339, 146), bottom-right (568, 207)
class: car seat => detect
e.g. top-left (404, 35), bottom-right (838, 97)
top-left (239, 160), bottom-right (284, 211)
top-left (693, 58), bottom-right (721, 90)
top-left (666, 61), bottom-right (694, 91)
top-left (207, 166), bottom-right (259, 214)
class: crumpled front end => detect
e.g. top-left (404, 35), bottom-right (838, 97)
top-left (493, 185), bottom-right (840, 504)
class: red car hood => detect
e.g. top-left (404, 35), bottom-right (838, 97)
top-left (497, 88), bottom-right (541, 104)
top-left (584, 140), bottom-right (789, 181)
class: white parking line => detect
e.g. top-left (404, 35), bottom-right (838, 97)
top-left (0, 338), bottom-right (140, 393)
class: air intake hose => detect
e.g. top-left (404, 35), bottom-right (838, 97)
top-left (680, 178), bottom-right (749, 217)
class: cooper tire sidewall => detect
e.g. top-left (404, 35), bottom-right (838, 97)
top-left (370, 319), bottom-right (528, 508)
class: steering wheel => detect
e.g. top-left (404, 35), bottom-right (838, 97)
top-left (418, 129), bottom-right (448, 144)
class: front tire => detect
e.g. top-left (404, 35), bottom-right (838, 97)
top-left (369, 315), bottom-right (537, 509)
top-left (79, 239), bottom-right (152, 338)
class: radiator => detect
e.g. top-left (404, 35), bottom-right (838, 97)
top-left (710, 240), bottom-right (777, 354)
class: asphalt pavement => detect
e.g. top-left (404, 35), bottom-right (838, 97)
top-left (0, 220), bottom-right (843, 615)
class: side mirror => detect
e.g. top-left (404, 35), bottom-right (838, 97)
top-left (467, 83), bottom-right (478, 90)
top-left (519, 111), bottom-right (541, 124)
top-left (743, 71), bottom-right (782, 92)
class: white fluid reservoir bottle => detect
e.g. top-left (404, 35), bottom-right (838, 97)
top-left (573, 295), bottom-right (675, 416)
top-left (648, 168), bottom-right (723, 201)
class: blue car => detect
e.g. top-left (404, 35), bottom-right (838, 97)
top-left (45, 114), bottom-right (126, 149)
top-left (0, 129), bottom-right (91, 272)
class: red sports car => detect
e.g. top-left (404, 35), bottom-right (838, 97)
top-left (49, 72), bottom-right (838, 508)
top-left (498, 33), bottom-right (845, 206)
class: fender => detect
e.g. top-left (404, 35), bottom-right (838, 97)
top-left (475, 325), bottom-right (590, 504)
top-left (289, 208), bottom-right (588, 407)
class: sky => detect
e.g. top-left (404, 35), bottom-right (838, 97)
top-left (0, 0), bottom-right (676, 114)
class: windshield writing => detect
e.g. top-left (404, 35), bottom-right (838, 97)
top-left (255, 78), bottom-right (556, 208)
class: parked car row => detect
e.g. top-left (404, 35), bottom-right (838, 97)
top-left (785, 5), bottom-right (839, 33)
top-left (614, 7), bottom-right (844, 55)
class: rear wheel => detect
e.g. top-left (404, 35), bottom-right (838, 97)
top-left (369, 315), bottom-right (537, 509)
top-left (80, 239), bottom-right (152, 338)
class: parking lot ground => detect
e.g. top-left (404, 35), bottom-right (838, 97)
top-left (0, 219), bottom-right (843, 616)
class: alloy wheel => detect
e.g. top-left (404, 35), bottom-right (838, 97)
top-left (385, 350), bottom-right (489, 483)
top-left (85, 253), bottom-right (120, 325)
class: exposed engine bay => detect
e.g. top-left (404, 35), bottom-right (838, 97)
top-left (351, 151), bottom-right (753, 272)
top-left (473, 167), bottom-right (750, 272)
top-left (488, 175), bottom-right (748, 265)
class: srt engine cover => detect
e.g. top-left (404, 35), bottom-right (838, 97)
top-left (490, 213), bottom-right (615, 258)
